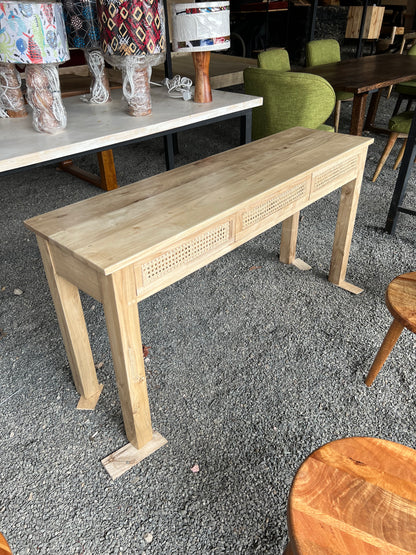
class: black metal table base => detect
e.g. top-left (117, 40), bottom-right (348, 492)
top-left (385, 109), bottom-right (416, 234)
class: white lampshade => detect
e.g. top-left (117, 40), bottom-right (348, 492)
top-left (171, 1), bottom-right (230, 53)
top-left (0, 2), bottom-right (69, 64)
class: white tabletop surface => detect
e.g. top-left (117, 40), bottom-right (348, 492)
top-left (1, 87), bottom-right (262, 173)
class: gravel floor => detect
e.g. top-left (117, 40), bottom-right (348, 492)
top-left (1, 84), bottom-right (415, 554)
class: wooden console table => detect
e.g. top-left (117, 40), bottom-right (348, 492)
top-left (24, 127), bottom-right (372, 478)
top-left (1, 87), bottom-right (261, 190)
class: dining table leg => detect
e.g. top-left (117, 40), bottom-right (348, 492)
top-left (350, 92), bottom-right (368, 136)
top-left (364, 89), bottom-right (382, 132)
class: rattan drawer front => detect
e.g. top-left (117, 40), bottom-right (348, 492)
top-left (241, 178), bottom-right (310, 231)
top-left (136, 220), bottom-right (234, 295)
top-left (311, 155), bottom-right (358, 197)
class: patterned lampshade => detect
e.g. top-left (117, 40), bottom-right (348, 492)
top-left (0, 1), bottom-right (70, 64)
top-left (97, 0), bottom-right (165, 57)
top-left (171, 1), bottom-right (230, 52)
top-left (62, 0), bottom-right (101, 49)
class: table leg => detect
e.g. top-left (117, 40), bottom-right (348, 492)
top-left (36, 237), bottom-right (103, 409)
top-left (164, 134), bottom-right (175, 170)
top-left (97, 150), bottom-right (118, 190)
top-left (58, 149), bottom-right (118, 191)
top-left (240, 111), bottom-right (252, 144)
top-left (279, 212), bottom-right (312, 271)
top-left (101, 267), bottom-right (157, 446)
top-left (350, 93), bottom-right (368, 136)
top-left (328, 177), bottom-right (363, 294)
top-left (364, 89), bottom-right (382, 132)
top-left (100, 266), bottom-right (166, 477)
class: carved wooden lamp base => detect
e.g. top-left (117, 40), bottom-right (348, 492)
top-left (192, 51), bottom-right (212, 103)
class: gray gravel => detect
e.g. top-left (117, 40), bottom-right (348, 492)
top-left (1, 86), bottom-right (415, 554)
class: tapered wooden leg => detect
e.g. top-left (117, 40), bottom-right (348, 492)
top-left (334, 100), bottom-right (341, 133)
top-left (393, 138), bottom-right (407, 170)
top-left (328, 174), bottom-right (364, 294)
top-left (100, 266), bottom-right (167, 477)
top-left (284, 542), bottom-right (294, 555)
top-left (36, 237), bottom-right (103, 409)
top-left (280, 212), bottom-right (311, 271)
top-left (365, 319), bottom-right (404, 386)
top-left (97, 150), bottom-right (118, 190)
top-left (372, 133), bottom-right (399, 182)
top-left (364, 89), bottom-right (381, 132)
top-left (350, 92), bottom-right (368, 136)
top-left (386, 84), bottom-right (393, 100)
top-left (101, 266), bottom-right (153, 449)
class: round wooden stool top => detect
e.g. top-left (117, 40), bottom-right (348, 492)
top-left (287, 437), bottom-right (416, 554)
top-left (386, 271), bottom-right (416, 333)
top-left (0, 533), bottom-right (12, 555)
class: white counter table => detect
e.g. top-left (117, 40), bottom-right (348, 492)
top-left (1, 87), bottom-right (262, 190)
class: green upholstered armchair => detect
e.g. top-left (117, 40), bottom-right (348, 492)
top-left (243, 68), bottom-right (336, 141)
top-left (257, 49), bottom-right (291, 72)
top-left (306, 39), bottom-right (353, 133)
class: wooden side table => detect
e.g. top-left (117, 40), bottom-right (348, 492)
top-left (24, 128), bottom-right (372, 478)
top-left (286, 437), bottom-right (416, 554)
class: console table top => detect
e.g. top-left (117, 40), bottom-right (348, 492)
top-left (25, 127), bottom-right (373, 276)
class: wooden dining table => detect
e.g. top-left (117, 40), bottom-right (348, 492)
top-left (302, 53), bottom-right (416, 135)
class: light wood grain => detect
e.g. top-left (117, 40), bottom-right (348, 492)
top-left (25, 128), bottom-right (372, 464)
top-left (280, 213), bottom-right (300, 265)
top-left (100, 267), bottom-right (153, 450)
top-left (287, 437), bottom-right (416, 554)
top-left (328, 151), bottom-right (366, 293)
top-left (25, 129), bottom-right (372, 278)
top-left (345, 6), bottom-right (385, 39)
top-left (101, 431), bottom-right (167, 479)
top-left (36, 237), bottom-right (103, 405)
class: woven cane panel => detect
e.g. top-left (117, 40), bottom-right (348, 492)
top-left (141, 221), bottom-right (232, 285)
top-left (242, 181), bottom-right (308, 229)
top-left (313, 156), bottom-right (357, 192)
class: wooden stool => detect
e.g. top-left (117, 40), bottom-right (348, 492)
top-left (365, 271), bottom-right (416, 387)
top-left (285, 437), bottom-right (416, 554)
top-left (0, 533), bottom-right (12, 555)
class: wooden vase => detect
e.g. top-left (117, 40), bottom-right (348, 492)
top-left (192, 51), bottom-right (212, 103)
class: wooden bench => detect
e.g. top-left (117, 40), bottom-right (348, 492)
top-left (24, 127), bottom-right (372, 478)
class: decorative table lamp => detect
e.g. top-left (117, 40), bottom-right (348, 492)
top-left (171, 1), bottom-right (230, 103)
top-left (0, 1), bottom-right (70, 133)
top-left (0, 62), bottom-right (27, 118)
top-left (62, 0), bottom-right (111, 103)
top-left (97, 0), bottom-right (166, 116)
